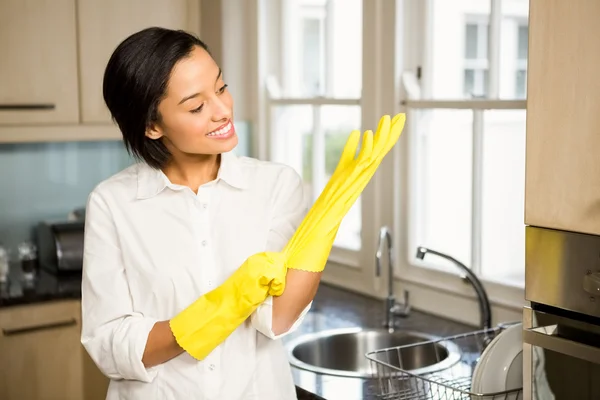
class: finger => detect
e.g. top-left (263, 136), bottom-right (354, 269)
top-left (385, 113), bottom-right (406, 152)
top-left (357, 130), bottom-right (373, 162)
top-left (373, 115), bottom-right (391, 156)
top-left (339, 129), bottom-right (361, 165)
top-left (392, 113), bottom-right (404, 125)
top-left (326, 129), bottom-right (361, 193)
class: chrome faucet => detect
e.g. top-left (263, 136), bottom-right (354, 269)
top-left (376, 226), bottom-right (410, 331)
top-left (415, 246), bottom-right (492, 331)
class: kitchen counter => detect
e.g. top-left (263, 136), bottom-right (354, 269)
top-left (0, 264), bottom-right (477, 400)
top-left (283, 284), bottom-right (477, 400)
top-left (0, 264), bottom-right (81, 308)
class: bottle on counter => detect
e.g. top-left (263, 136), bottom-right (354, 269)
top-left (0, 244), bottom-right (8, 283)
top-left (17, 241), bottom-right (38, 281)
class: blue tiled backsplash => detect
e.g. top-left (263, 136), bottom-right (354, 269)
top-left (0, 121), bottom-right (252, 256)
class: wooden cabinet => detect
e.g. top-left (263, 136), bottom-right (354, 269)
top-left (0, 300), bottom-right (82, 400)
top-left (77, 0), bottom-right (201, 123)
top-left (0, 300), bottom-right (109, 400)
top-left (0, 0), bottom-right (201, 142)
top-left (524, 0), bottom-right (600, 235)
top-left (0, 0), bottom-right (80, 125)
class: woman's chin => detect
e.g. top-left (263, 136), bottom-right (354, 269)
top-left (199, 134), bottom-right (239, 154)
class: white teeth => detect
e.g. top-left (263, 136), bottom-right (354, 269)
top-left (208, 122), bottom-right (232, 137)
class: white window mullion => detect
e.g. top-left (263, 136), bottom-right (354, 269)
top-left (488, 0), bottom-right (502, 98)
top-left (324, 0), bottom-right (334, 97)
top-left (471, 109), bottom-right (484, 276)
top-left (311, 105), bottom-right (327, 201)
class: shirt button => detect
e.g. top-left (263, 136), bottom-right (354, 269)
top-left (202, 203), bottom-right (208, 209)
top-left (209, 364), bottom-right (216, 371)
top-left (201, 240), bottom-right (207, 246)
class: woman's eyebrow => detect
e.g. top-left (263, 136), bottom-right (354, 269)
top-left (178, 68), bottom-right (223, 105)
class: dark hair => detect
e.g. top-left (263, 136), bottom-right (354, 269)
top-left (103, 27), bottom-right (211, 169)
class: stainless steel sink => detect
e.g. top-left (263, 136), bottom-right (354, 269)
top-left (286, 327), bottom-right (461, 378)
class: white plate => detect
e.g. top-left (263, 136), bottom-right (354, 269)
top-left (471, 323), bottom-right (523, 398)
top-left (470, 332), bottom-right (498, 395)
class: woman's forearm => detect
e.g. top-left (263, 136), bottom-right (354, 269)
top-left (271, 269), bottom-right (322, 335)
top-left (142, 266), bottom-right (318, 364)
top-left (142, 320), bottom-right (184, 368)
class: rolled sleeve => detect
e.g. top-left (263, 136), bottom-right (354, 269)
top-left (81, 191), bottom-right (159, 383)
top-left (251, 166), bottom-right (311, 338)
top-left (251, 296), bottom-right (312, 339)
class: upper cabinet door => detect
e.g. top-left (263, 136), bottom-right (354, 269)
top-left (0, 0), bottom-right (79, 125)
top-left (77, 0), bottom-right (201, 124)
top-left (525, 0), bottom-right (600, 235)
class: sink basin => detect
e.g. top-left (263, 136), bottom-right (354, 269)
top-left (286, 327), bottom-right (461, 378)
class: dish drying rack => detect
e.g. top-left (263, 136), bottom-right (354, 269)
top-left (366, 325), bottom-right (523, 400)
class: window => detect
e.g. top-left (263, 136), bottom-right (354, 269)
top-left (301, 18), bottom-right (325, 96)
top-left (407, 0), bottom-right (529, 288)
top-left (464, 20), bottom-right (490, 98)
top-left (515, 24), bottom-right (528, 99)
top-left (264, 0), bottom-right (363, 251)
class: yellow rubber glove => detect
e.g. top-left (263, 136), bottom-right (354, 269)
top-left (283, 113), bottom-right (406, 272)
top-left (169, 252), bottom-right (286, 360)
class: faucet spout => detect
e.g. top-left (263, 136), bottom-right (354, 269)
top-left (415, 246), bottom-right (492, 331)
top-left (377, 227), bottom-right (410, 331)
top-left (376, 227), bottom-right (393, 298)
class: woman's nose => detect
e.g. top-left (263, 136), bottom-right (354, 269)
top-left (212, 97), bottom-right (232, 122)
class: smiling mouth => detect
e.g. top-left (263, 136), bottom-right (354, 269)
top-left (207, 121), bottom-right (233, 137)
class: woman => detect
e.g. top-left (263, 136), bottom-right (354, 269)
top-left (81, 26), bottom-right (403, 400)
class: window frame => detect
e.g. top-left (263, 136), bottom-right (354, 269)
top-left (261, 0), bottom-right (368, 269)
top-left (395, 0), bottom-right (528, 318)
top-left (252, 0), bottom-right (527, 324)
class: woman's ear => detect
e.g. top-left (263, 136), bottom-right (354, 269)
top-left (145, 123), bottom-right (164, 140)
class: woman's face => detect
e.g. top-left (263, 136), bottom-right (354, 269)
top-left (146, 46), bottom-right (237, 158)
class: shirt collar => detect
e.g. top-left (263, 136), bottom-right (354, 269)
top-left (217, 151), bottom-right (249, 190)
top-left (136, 151), bottom-right (249, 200)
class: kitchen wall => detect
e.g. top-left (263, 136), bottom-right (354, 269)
top-left (0, 121), bottom-right (252, 256)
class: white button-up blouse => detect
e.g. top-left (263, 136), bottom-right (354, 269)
top-left (81, 151), bottom-right (311, 400)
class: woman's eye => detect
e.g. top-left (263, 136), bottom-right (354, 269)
top-left (217, 84), bottom-right (228, 95)
top-left (191, 104), bottom-right (204, 114)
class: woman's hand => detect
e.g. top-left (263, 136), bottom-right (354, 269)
top-left (168, 251), bottom-right (287, 360)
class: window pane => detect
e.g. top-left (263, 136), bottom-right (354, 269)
top-left (464, 69), bottom-right (475, 96)
top-left (464, 69), bottom-right (489, 98)
top-left (481, 110), bottom-right (526, 286)
top-left (270, 104), bottom-right (362, 250)
top-left (429, 0), bottom-right (530, 100)
top-left (498, 0), bottom-right (529, 99)
top-left (302, 18), bottom-right (324, 96)
top-left (515, 69), bottom-right (527, 99)
top-left (465, 24), bottom-right (479, 59)
top-left (483, 23), bottom-right (490, 59)
top-left (270, 105), bottom-right (314, 209)
top-left (429, 0), bottom-right (490, 99)
top-left (482, 69), bottom-right (489, 96)
top-left (327, 0), bottom-right (362, 98)
top-left (283, 0), bottom-right (362, 98)
top-left (517, 25), bottom-right (528, 60)
top-left (412, 110), bottom-right (473, 270)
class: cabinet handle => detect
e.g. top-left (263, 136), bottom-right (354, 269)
top-left (0, 104), bottom-right (55, 110)
top-left (2, 318), bottom-right (77, 336)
